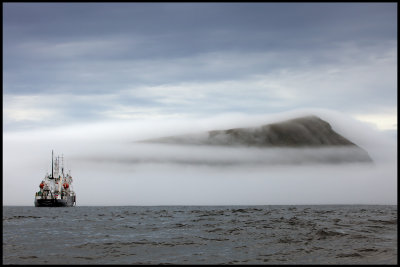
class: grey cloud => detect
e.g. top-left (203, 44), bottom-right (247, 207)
top-left (3, 3), bottom-right (397, 131)
top-left (4, 3), bottom-right (396, 42)
top-left (4, 40), bottom-right (395, 95)
top-left (4, 3), bottom-right (396, 64)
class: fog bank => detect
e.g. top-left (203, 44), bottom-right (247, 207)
top-left (3, 109), bottom-right (397, 205)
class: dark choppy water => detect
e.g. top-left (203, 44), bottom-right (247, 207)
top-left (3, 205), bottom-right (397, 264)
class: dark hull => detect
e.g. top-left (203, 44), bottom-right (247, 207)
top-left (34, 196), bottom-right (75, 207)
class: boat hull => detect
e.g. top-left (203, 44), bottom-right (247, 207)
top-left (34, 196), bottom-right (75, 207)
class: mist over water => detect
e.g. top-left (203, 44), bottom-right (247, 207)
top-left (3, 110), bottom-right (397, 206)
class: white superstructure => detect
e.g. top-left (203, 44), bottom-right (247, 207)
top-left (34, 151), bottom-right (76, 207)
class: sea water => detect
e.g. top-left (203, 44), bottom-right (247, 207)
top-left (3, 205), bottom-right (397, 264)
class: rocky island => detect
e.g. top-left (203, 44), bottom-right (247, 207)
top-left (139, 115), bottom-right (373, 164)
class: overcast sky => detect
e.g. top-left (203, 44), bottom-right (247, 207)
top-left (3, 3), bottom-right (397, 206)
top-left (3, 3), bottom-right (397, 132)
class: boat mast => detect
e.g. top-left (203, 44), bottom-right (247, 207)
top-left (51, 150), bottom-right (54, 179)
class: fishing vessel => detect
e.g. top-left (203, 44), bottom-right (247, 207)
top-left (34, 150), bottom-right (76, 207)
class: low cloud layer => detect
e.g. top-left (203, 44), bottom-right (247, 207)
top-left (3, 110), bottom-right (397, 205)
